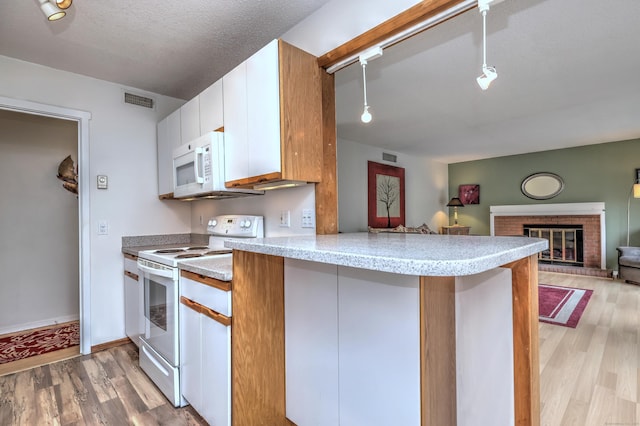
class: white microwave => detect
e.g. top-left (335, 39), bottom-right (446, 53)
top-left (172, 132), bottom-right (263, 199)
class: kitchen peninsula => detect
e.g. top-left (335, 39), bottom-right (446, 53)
top-left (226, 233), bottom-right (548, 426)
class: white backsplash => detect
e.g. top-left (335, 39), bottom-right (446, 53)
top-left (190, 184), bottom-right (317, 237)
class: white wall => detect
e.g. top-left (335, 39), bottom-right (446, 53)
top-left (190, 185), bottom-right (316, 237)
top-left (0, 55), bottom-right (191, 345)
top-left (338, 138), bottom-right (448, 233)
top-left (0, 110), bottom-right (79, 333)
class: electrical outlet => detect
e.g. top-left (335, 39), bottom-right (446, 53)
top-left (302, 209), bottom-right (315, 228)
top-left (280, 210), bottom-right (291, 227)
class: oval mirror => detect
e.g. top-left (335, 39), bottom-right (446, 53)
top-left (521, 172), bottom-right (564, 200)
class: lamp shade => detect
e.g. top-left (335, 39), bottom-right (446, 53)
top-left (634, 183), bottom-right (640, 198)
top-left (446, 197), bottom-right (464, 207)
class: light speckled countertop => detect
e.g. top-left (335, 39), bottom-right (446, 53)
top-left (224, 233), bottom-right (548, 276)
top-left (178, 255), bottom-right (233, 282)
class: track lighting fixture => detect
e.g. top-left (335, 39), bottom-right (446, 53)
top-left (38, 0), bottom-right (72, 21)
top-left (477, 0), bottom-right (498, 90)
top-left (358, 46), bottom-right (383, 124)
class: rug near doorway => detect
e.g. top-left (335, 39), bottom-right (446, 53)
top-left (0, 321), bottom-right (79, 364)
top-left (539, 284), bottom-right (592, 328)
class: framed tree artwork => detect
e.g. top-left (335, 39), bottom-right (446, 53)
top-left (368, 161), bottom-right (405, 228)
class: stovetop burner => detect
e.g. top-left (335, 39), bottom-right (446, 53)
top-left (205, 250), bottom-right (232, 256)
top-left (175, 253), bottom-right (205, 259)
top-left (137, 214), bottom-right (263, 268)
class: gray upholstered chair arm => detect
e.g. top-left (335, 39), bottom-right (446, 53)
top-left (617, 246), bottom-right (640, 257)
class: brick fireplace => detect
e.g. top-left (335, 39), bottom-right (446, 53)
top-left (490, 203), bottom-right (606, 270)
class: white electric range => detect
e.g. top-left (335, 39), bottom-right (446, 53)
top-left (136, 214), bottom-right (263, 407)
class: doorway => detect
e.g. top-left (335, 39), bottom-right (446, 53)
top-left (0, 95), bottom-right (91, 355)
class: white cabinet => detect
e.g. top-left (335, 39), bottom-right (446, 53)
top-left (223, 39), bottom-right (322, 188)
top-left (180, 97), bottom-right (200, 144)
top-left (179, 271), bottom-right (232, 426)
top-left (284, 259), bottom-right (421, 426)
top-left (199, 79), bottom-right (224, 134)
top-left (222, 61), bottom-right (249, 183)
top-left (245, 39), bottom-right (281, 179)
top-left (123, 254), bottom-right (143, 347)
top-left (157, 109), bottom-right (181, 196)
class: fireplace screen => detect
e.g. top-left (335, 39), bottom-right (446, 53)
top-left (524, 224), bottom-right (584, 266)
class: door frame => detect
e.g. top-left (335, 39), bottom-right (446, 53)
top-left (0, 95), bottom-right (92, 355)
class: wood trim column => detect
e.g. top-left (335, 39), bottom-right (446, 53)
top-left (503, 255), bottom-right (540, 426)
top-left (231, 250), bottom-right (287, 426)
top-left (420, 276), bottom-right (456, 426)
top-left (315, 69), bottom-right (338, 235)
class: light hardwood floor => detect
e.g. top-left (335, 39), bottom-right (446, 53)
top-left (539, 272), bottom-right (640, 426)
top-left (0, 343), bottom-right (207, 425)
top-left (0, 272), bottom-right (637, 425)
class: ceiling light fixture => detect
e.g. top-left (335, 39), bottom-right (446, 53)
top-left (477, 0), bottom-right (498, 90)
top-left (38, 0), bottom-right (70, 21)
top-left (359, 46), bottom-right (383, 124)
top-left (55, 0), bottom-right (72, 9)
top-left (325, 0), bottom-right (476, 74)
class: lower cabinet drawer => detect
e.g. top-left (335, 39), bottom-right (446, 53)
top-left (180, 271), bottom-right (231, 316)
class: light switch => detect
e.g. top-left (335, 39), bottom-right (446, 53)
top-left (97, 175), bottom-right (108, 189)
top-left (98, 220), bottom-right (108, 235)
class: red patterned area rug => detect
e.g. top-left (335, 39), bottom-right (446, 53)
top-left (0, 321), bottom-right (79, 364)
top-left (539, 284), bottom-right (593, 328)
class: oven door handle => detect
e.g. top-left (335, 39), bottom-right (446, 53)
top-left (137, 262), bottom-right (174, 279)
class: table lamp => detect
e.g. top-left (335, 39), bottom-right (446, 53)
top-left (447, 197), bottom-right (464, 226)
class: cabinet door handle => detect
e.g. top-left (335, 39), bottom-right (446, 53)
top-left (124, 270), bottom-right (139, 281)
top-left (201, 305), bottom-right (231, 327)
top-left (180, 296), bottom-right (202, 314)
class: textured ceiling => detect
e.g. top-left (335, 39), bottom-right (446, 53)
top-left (0, 0), bottom-right (331, 99)
top-left (2, 0), bottom-right (639, 163)
top-left (335, 0), bottom-right (640, 162)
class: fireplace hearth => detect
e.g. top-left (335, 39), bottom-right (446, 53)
top-left (490, 203), bottom-right (607, 275)
top-left (523, 224), bottom-right (584, 266)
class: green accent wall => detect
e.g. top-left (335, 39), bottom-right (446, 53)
top-left (448, 138), bottom-right (640, 270)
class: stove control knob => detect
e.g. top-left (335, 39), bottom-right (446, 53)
top-left (244, 219), bottom-right (252, 228)
top-left (210, 219), bottom-right (218, 228)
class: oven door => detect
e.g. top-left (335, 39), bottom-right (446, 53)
top-left (138, 262), bottom-right (179, 366)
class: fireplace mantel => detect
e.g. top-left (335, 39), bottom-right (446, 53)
top-left (490, 202), bottom-right (606, 269)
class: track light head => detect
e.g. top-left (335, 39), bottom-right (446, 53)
top-left (39, 0), bottom-right (65, 20)
top-left (477, 65), bottom-right (497, 90)
top-left (54, 0), bottom-right (72, 9)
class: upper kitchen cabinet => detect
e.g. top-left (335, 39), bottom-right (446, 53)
top-left (157, 108), bottom-right (181, 197)
top-left (180, 96), bottom-right (200, 144)
top-left (199, 79), bottom-right (224, 134)
top-left (223, 39), bottom-right (322, 189)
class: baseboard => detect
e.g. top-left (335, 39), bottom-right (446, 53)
top-left (91, 337), bottom-right (131, 354)
top-left (0, 314), bottom-right (80, 336)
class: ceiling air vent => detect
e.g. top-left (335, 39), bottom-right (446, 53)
top-left (382, 152), bottom-right (397, 163)
top-left (123, 92), bottom-right (155, 109)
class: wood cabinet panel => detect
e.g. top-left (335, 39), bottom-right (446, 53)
top-left (231, 251), bottom-right (286, 426)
